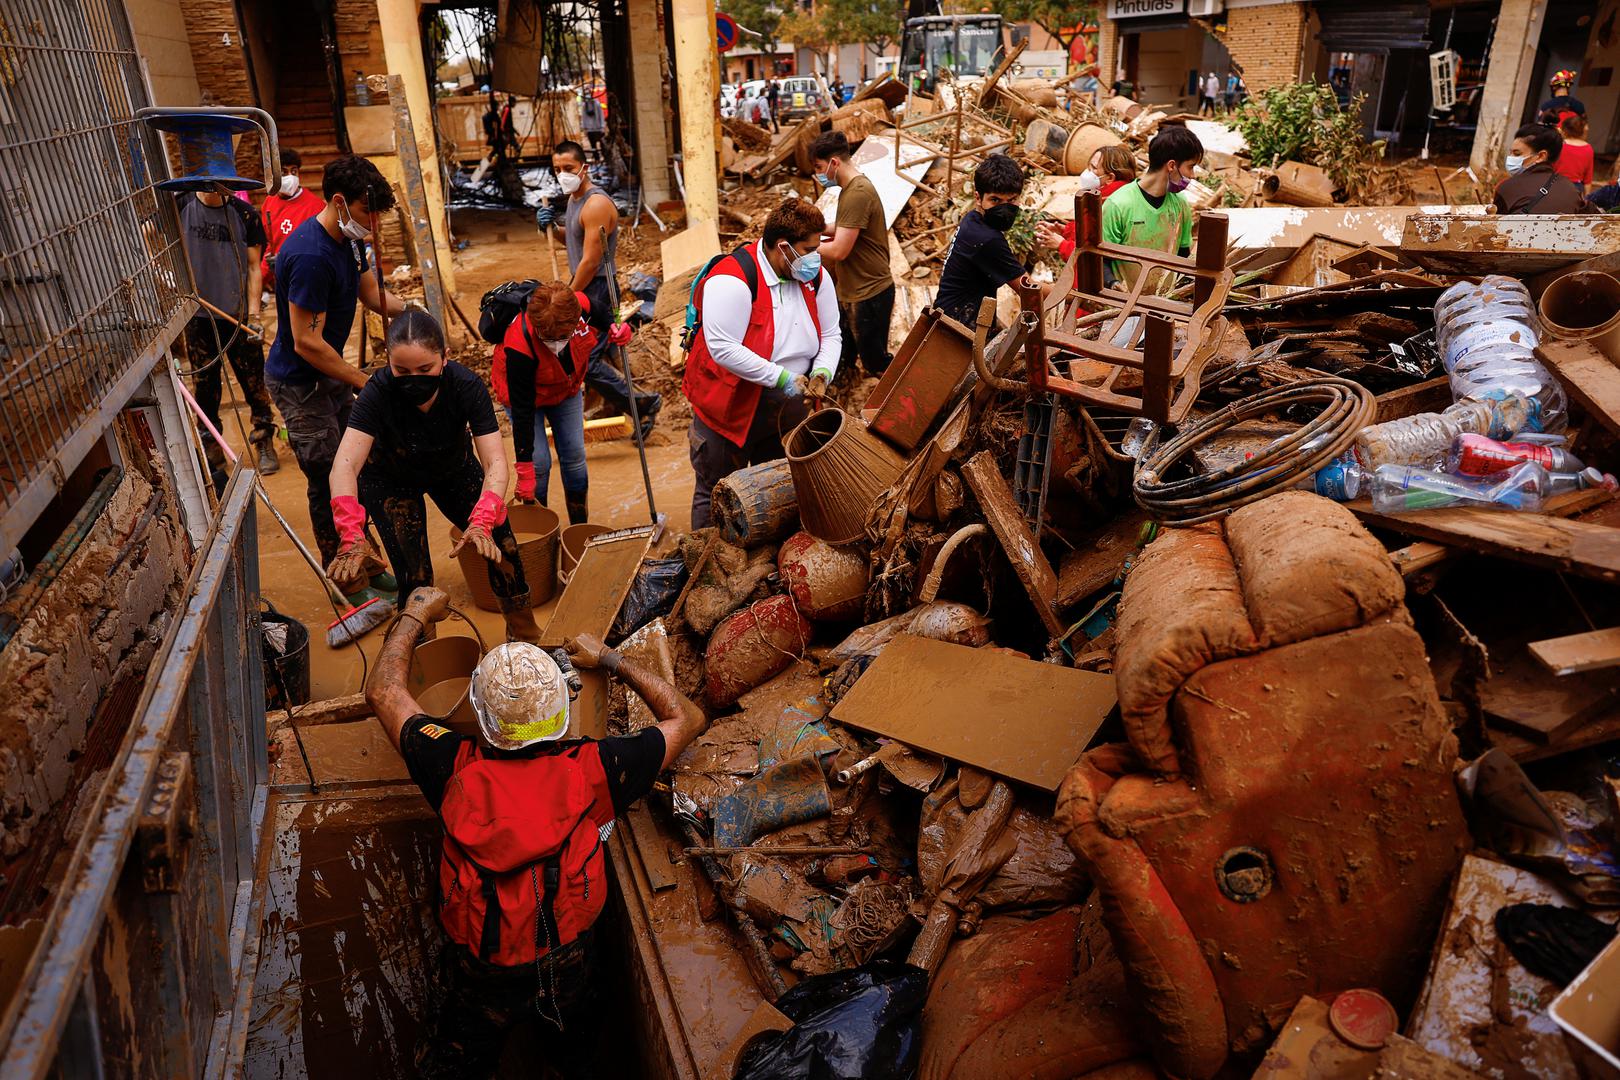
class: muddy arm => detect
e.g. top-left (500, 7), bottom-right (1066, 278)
top-left (615, 655), bottom-right (708, 771)
top-left (367, 602), bottom-right (436, 751)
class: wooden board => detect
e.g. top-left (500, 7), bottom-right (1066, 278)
top-left (541, 526), bottom-right (656, 647)
top-left (961, 451), bottom-right (1065, 637)
top-left (1055, 510), bottom-right (1146, 609)
top-left (1537, 339), bottom-right (1620, 441)
top-left (624, 804), bottom-right (681, 892)
top-left (1347, 490), bottom-right (1620, 583)
top-left (1482, 647), bottom-right (1620, 743)
top-left (1400, 213), bottom-right (1620, 275)
top-left (829, 634), bottom-right (1116, 791)
top-left (1372, 376), bottom-right (1452, 424)
top-left (1530, 627), bottom-right (1620, 676)
top-left (297, 719), bottom-right (412, 788)
top-left (654, 220), bottom-right (722, 326)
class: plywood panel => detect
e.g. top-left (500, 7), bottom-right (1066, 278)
top-left (541, 526), bottom-right (655, 647)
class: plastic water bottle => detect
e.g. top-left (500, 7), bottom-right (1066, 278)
top-left (354, 71), bottom-right (370, 106)
top-left (1370, 461), bottom-right (1548, 513)
top-left (1355, 392), bottom-right (1538, 470)
top-left (1446, 433), bottom-right (1583, 477)
top-left (1294, 454), bottom-right (1365, 500)
top-left (1549, 467), bottom-right (1620, 495)
top-left (1120, 417), bottom-right (1159, 460)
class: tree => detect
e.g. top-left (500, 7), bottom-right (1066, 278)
top-left (780, 0), bottom-right (905, 79)
top-left (720, 0), bottom-right (788, 73)
top-left (991, 0), bottom-right (1097, 64)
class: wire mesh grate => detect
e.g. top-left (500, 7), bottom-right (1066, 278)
top-left (0, 0), bottom-right (190, 523)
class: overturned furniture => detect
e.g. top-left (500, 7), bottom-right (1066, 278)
top-left (922, 492), bottom-right (1471, 1079)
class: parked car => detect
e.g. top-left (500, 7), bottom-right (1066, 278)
top-left (776, 75), bottom-right (829, 122)
top-left (720, 83), bottom-right (740, 118)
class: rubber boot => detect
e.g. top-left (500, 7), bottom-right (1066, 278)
top-left (503, 604), bottom-right (542, 644)
top-left (565, 490), bottom-right (590, 526)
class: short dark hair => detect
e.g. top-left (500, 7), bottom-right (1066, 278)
top-left (279, 147), bottom-right (303, 170)
top-left (321, 154), bottom-right (396, 212)
top-left (974, 154), bottom-right (1025, 196)
top-left (554, 140), bottom-right (587, 163)
top-left (762, 198), bottom-right (826, 248)
top-left (810, 131), bottom-right (851, 164)
top-left (1516, 122), bottom-right (1564, 163)
top-left (1148, 124), bottom-right (1204, 171)
top-left (385, 308), bottom-right (446, 357)
top-left (1560, 113), bottom-right (1588, 139)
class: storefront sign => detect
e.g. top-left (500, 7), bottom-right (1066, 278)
top-left (1106, 0), bottom-right (1185, 17)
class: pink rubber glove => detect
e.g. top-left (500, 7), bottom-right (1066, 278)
top-left (467, 489), bottom-right (508, 532)
top-left (514, 460), bottom-right (538, 502)
top-left (609, 322), bottom-right (633, 347)
top-left (331, 495), bottom-right (367, 545)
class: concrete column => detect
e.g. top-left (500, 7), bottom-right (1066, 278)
top-left (1471, 0), bottom-right (1548, 173)
top-left (671, 0), bottom-right (719, 224)
top-left (628, 0), bottom-right (673, 205)
top-left (376, 0), bottom-right (457, 294)
top-left (1097, 18), bottom-right (1118, 97)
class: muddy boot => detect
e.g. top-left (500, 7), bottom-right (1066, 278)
top-left (565, 490), bottom-right (590, 526)
top-left (502, 604), bottom-right (541, 644)
top-left (254, 437), bottom-right (280, 476)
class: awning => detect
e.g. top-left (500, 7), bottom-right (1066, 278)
top-left (1312, 0), bottom-right (1432, 52)
top-left (1114, 15), bottom-right (1193, 32)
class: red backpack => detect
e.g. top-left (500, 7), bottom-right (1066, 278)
top-left (436, 741), bottom-right (616, 968)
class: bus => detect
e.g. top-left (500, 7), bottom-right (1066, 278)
top-left (899, 14), bottom-right (1005, 93)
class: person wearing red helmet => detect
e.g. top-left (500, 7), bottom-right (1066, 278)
top-left (1537, 69), bottom-right (1585, 128)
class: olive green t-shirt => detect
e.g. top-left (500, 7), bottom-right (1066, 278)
top-left (833, 174), bottom-right (892, 303)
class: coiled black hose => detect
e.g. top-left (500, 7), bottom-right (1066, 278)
top-left (1133, 377), bottom-right (1375, 524)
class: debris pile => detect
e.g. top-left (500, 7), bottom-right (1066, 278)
top-left (595, 186), bottom-right (1620, 1078)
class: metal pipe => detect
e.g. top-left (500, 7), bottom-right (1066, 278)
top-left (683, 845), bottom-right (869, 856)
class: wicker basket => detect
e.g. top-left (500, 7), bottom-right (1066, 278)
top-left (451, 503), bottom-right (560, 612)
top-left (786, 409), bottom-right (905, 545)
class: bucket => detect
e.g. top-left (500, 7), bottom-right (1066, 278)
top-left (1540, 271), bottom-right (1620, 363)
top-left (452, 502), bottom-right (559, 612)
top-left (558, 523), bottom-right (611, 588)
top-left (261, 599), bottom-right (310, 711)
top-left (1062, 123), bottom-right (1123, 177)
top-left (407, 634), bottom-right (483, 736)
top-left (785, 410), bottom-right (906, 545)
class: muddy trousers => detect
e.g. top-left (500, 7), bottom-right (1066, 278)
top-left (417, 933), bottom-right (600, 1079)
top-left (358, 455), bottom-right (539, 641)
top-left (581, 276), bottom-right (659, 417)
top-left (266, 375), bottom-right (354, 566)
top-left (186, 315), bottom-right (276, 484)
top-left (838, 284), bottom-right (896, 377)
top-left (687, 389), bottom-right (809, 529)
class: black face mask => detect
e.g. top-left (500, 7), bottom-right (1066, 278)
top-left (392, 372), bottom-right (441, 405)
top-left (983, 203), bottom-right (1019, 231)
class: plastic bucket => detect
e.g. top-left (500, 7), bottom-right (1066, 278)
top-left (558, 523), bottom-right (611, 588)
top-left (1540, 271), bottom-right (1620, 363)
top-left (261, 600), bottom-right (310, 711)
top-left (452, 502), bottom-right (559, 612)
top-left (407, 634), bottom-right (482, 736)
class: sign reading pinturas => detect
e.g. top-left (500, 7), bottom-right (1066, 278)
top-left (1106, 0), bottom-right (1184, 16)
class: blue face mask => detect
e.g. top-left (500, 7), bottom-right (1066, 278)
top-left (814, 172), bottom-right (831, 188)
top-left (781, 243), bottom-right (821, 283)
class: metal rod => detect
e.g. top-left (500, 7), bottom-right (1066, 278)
top-left (598, 225), bottom-right (660, 527)
top-left (683, 845), bottom-right (870, 856)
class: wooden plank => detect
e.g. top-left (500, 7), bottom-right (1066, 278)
top-left (1055, 511), bottom-right (1146, 609)
top-left (624, 804), bottom-right (681, 892)
top-left (1530, 627), bottom-right (1620, 676)
top-left (1373, 376), bottom-right (1452, 424)
top-left (1400, 213), bottom-right (1620, 275)
top-left (1389, 540), bottom-right (1452, 577)
top-left (961, 451), bottom-right (1065, 637)
top-left (1537, 339), bottom-right (1620, 440)
top-left (829, 634), bottom-right (1116, 791)
top-left (1490, 708), bottom-right (1620, 763)
top-left (267, 691), bottom-right (370, 734)
top-left (1482, 647), bottom-right (1620, 743)
top-left (1347, 489), bottom-right (1620, 583)
top-left (541, 525), bottom-right (656, 647)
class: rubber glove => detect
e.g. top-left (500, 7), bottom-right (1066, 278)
top-left (609, 322), bottom-right (633, 346)
top-left (776, 368), bottom-right (804, 397)
top-left (535, 203), bottom-right (555, 229)
top-left (331, 494), bottom-right (367, 544)
top-left (807, 368), bottom-right (833, 399)
top-left (450, 490), bottom-right (507, 562)
top-left (514, 460), bottom-right (538, 503)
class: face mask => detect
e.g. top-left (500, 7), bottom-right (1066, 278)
top-left (337, 199), bottom-right (371, 241)
top-left (780, 243), bottom-right (821, 283)
top-left (557, 170), bottom-right (582, 194)
top-left (1078, 169), bottom-right (1101, 194)
top-left (391, 372), bottom-right (441, 405)
top-left (1167, 166), bottom-right (1191, 193)
top-left (544, 338), bottom-right (571, 355)
top-left (814, 172), bottom-right (831, 188)
top-left (1505, 155), bottom-right (1526, 174)
top-left (279, 173), bottom-right (300, 198)
top-left (982, 203), bottom-right (1019, 231)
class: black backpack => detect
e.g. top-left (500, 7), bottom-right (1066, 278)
top-left (477, 279), bottom-right (541, 344)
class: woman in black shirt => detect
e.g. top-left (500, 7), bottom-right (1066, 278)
top-left (327, 310), bottom-right (538, 642)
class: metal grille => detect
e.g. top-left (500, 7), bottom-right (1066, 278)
top-left (0, 0), bottom-right (191, 547)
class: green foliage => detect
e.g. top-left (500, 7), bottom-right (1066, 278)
top-left (720, 0), bottom-right (786, 56)
top-left (989, 0), bottom-right (1096, 49)
top-left (1230, 82), bottom-right (1387, 201)
top-left (781, 0), bottom-right (905, 53)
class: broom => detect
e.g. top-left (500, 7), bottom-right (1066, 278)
top-left (173, 374), bottom-right (394, 646)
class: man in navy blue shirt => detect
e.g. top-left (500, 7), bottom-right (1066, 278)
top-left (934, 154), bottom-right (1062, 331)
top-left (265, 154), bottom-right (407, 572)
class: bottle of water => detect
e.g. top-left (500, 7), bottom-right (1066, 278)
top-left (354, 71), bottom-right (370, 107)
top-left (1120, 417), bottom-right (1159, 460)
top-left (1355, 392), bottom-right (1538, 470)
top-left (1294, 454), bottom-right (1365, 500)
top-left (1446, 433), bottom-right (1584, 477)
top-left (1549, 467), bottom-right (1620, 495)
top-left (1370, 461), bottom-right (1548, 513)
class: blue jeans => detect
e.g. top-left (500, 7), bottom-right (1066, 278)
top-left (507, 393), bottom-right (588, 500)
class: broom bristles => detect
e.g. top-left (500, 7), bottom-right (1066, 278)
top-left (326, 596), bottom-right (396, 648)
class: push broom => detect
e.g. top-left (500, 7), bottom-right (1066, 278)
top-left (173, 374), bottom-right (394, 646)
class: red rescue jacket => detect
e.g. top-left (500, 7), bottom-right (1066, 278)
top-left (261, 188), bottom-right (325, 289)
top-left (491, 312), bottom-right (594, 409)
top-left (437, 740), bottom-right (616, 968)
top-left (683, 242), bottom-right (821, 447)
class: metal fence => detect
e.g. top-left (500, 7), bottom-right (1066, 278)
top-left (0, 470), bottom-right (267, 1078)
top-left (0, 0), bottom-right (193, 553)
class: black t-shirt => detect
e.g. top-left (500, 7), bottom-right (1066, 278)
top-left (934, 209), bottom-right (1028, 329)
top-left (398, 716), bottom-right (667, 815)
top-left (347, 360), bottom-right (498, 482)
top-left (1539, 95), bottom-right (1585, 118)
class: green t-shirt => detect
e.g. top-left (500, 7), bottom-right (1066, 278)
top-left (1101, 181), bottom-right (1194, 288)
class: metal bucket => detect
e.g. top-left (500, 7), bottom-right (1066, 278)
top-left (452, 502), bottom-right (559, 612)
top-left (407, 634), bottom-right (483, 736)
top-left (785, 409), bottom-right (905, 546)
top-left (1540, 271), bottom-right (1620, 363)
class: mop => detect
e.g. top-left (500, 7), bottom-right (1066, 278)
top-left (173, 374), bottom-right (394, 646)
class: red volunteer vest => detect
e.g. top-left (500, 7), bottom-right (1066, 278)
top-left (436, 740), bottom-right (616, 968)
top-left (260, 188), bottom-right (325, 288)
top-left (683, 244), bottom-right (821, 447)
top-left (491, 313), bottom-right (594, 409)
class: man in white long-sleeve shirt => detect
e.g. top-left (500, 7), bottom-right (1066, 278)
top-left (680, 198), bottom-right (841, 528)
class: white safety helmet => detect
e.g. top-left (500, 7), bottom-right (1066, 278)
top-left (467, 642), bottom-right (570, 750)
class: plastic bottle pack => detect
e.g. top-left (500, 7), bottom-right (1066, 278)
top-left (1434, 276), bottom-right (1566, 430)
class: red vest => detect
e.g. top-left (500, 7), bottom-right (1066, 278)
top-left (491, 312), bottom-right (594, 409)
top-left (260, 188), bottom-right (325, 288)
top-left (437, 740), bottom-right (616, 968)
top-left (683, 244), bottom-right (821, 447)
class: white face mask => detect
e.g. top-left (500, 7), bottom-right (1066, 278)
top-left (336, 199), bottom-right (371, 241)
top-left (1505, 155), bottom-right (1526, 174)
top-left (557, 170), bottom-right (582, 194)
top-left (1078, 169), bottom-right (1101, 194)
top-left (279, 173), bottom-right (300, 198)
top-left (544, 337), bottom-right (571, 355)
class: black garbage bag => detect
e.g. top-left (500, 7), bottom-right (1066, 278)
top-left (611, 557), bottom-right (689, 641)
top-left (733, 959), bottom-right (928, 1080)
